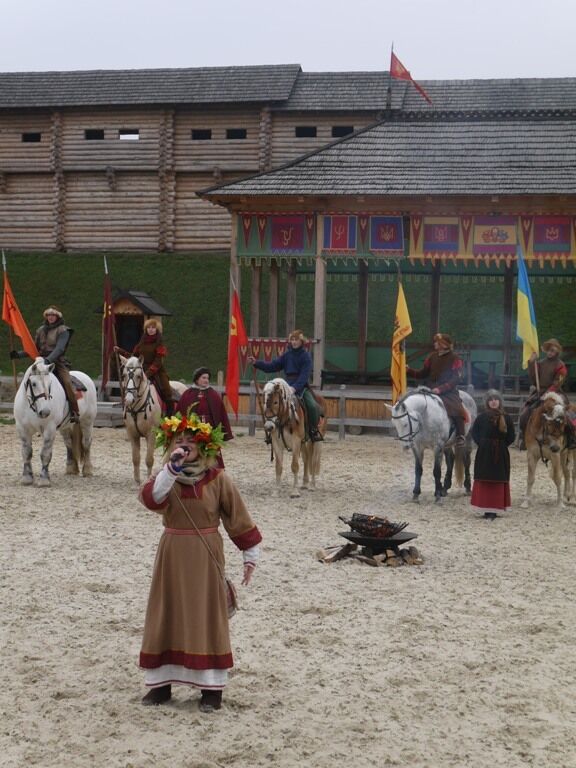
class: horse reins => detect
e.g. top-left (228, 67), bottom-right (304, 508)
top-left (24, 370), bottom-right (52, 414)
top-left (122, 364), bottom-right (155, 436)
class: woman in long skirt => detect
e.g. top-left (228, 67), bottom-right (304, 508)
top-left (470, 389), bottom-right (515, 520)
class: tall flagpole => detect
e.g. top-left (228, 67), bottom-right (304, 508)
top-left (386, 42), bottom-right (394, 110)
top-left (2, 250), bottom-right (18, 392)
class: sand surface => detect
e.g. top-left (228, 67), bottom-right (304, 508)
top-left (1, 423), bottom-right (575, 768)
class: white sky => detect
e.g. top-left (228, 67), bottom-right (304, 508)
top-left (1, 0), bottom-right (575, 80)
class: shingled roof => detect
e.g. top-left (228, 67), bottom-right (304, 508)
top-left (0, 64), bottom-right (301, 108)
top-left (201, 114), bottom-right (576, 198)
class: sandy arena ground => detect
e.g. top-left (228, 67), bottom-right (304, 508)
top-left (1, 423), bottom-right (575, 768)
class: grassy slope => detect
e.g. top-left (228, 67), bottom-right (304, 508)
top-left (1, 252), bottom-right (572, 381)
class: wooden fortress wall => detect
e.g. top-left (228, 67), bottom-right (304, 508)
top-left (0, 106), bottom-right (378, 252)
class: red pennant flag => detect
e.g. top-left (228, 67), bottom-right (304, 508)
top-left (225, 290), bottom-right (248, 417)
top-left (390, 51), bottom-right (432, 105)
top-left (2, 267), bottom-right (38, 359)
top-left (101, 257), bottom-right (116, 392)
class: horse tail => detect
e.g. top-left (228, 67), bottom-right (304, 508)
top-left (71, 422), bottom-right (84, 465)
top-left (310, 441), bottom-right (322, 477)
top-left (454, 444), bottom-right (465, 486)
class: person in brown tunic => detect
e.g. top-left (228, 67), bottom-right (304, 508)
top-left (407, 333), bottom-right (466, 445)
top-left (518, 338), bottom-right (575, 449)
top-left (139, 411), bottom-right (262, 711)
top-left (10, 305), bottom-right (79, 421)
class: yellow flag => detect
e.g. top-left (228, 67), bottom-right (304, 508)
top-left (390, 282), bottom-right (412, 403)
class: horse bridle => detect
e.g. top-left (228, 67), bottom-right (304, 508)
top-left (391, 400), bottom-right (422, 443)
top-left (264, 384), bottom-right (294, 451)
top-left (122, 363), bottom-right (154, 421)
top-left (25, 369), bottom-right (52, 414)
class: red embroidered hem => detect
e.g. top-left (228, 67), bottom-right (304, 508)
top-left (140, 650), bottom-right (234, 670)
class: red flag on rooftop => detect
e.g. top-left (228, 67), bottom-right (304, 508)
top-left (2, 253), bottom-right (38, 360)
top-left (100, 256), bottom-right (116, 394)
top-left (390, 51), bottom-right (432, 105)
top-left (225, 289), bottom-right (248, 417)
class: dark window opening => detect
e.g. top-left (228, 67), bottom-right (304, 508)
top-left (85, 129), bottom-right (105, 140)
top-left (192, 129), bottom-right (212, 140)
top-left (22, 132), bottom-right (42, 143)
top-left (226, 128), bottom-right (247, 140)
top-left (295, 126), bottom-right (317, 138)
top-left (119, 129), bottom-right (140, 141)
top-left (332, 126), bottom-right (354, 138)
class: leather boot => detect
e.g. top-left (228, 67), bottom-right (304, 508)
top-left (142, 684), bottom-right (172, 706)
top-left (199, 689), bottom-right (222, 713)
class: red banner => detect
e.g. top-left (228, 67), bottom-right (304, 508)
top-left (225, 290), bottom-right (248, 417)
top-left (271, 216), bottom-right (305, 251)
top-left (257, 215), bottom-right (267, 248)
top-left (242, 215), bottom-right (252, 247)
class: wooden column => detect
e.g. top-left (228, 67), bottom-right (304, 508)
top-left (430, 261), bottom-right (441, 335)
top-left (285, 261), bottom-right (297, 334)
top-left (358, 259), bottom-right (369, 372)
top-left (51, 110), bottom-right (65, 251)
top-left (230, 212), bottom-right (240, 294)
top-left (313, 216), bottom-right (327, 387)
top-left (268, 260), bottom-right (279, 337)
top-left (158, 109), bottom-right (175, 251)
top-left (503, 263), bottom-right (514, 374)
top-left (250, 261), bottom-right (261, 337)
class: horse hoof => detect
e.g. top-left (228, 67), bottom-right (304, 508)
top-left (290, 491), bottom-right (301, 499)
top-left (434, 496), bottom-right (442, 504)
top-left (440, 489), bottom-right (448, 497)
top-left (37, 477), bottom-right (51, 488)
top-left (21, 475), bottom-right (34, 486)
top-left (411, 496), bottom-right (420, 504)
top-left (520, 500), bottom-right (529, 509)
top-left (82, 468), bottom-right (94, 478)
top-left (66, 464), bottom-right (79, 475)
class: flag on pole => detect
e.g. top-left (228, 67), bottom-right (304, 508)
top-left (2, 252), bottom-right (38, 359)
top-left (516, 243), bottom-right (539, 369)
top-left (100, 256), bottom-right (116, 393)
top-left (390, 50), bottom-right (432, 105)
top-left (390, 280), bottom-right (412, 403)
top-left (225, 289), bottom-right (248, 417)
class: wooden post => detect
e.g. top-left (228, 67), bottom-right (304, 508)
top-left (250, 260), bottom-right (261, 337)
top-left (285, 260), bottom-right (297, 335)
top-left (430, 261), bottom-right (441, 335)
top-left (358, 259), bottom-right (369, 372)
top-left (230, 212), bottom-right (240, 294)
top-left (503, 263), bottom-right (514, 374)
top-left (268, 260), bottom-right (279, 337)
top-left (338, 385), bottom-right (346, 440)
top-left (313, 215), bottom-right (327, 388)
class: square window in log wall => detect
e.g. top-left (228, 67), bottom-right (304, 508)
top-left (226, 128), bottom-right (247, 139)
top-left (295, 126), bottom-right (317, 138)
top-left (85, 129), bottom-right (105, 140)
top-left (192, 129), bottom-right (212, 140)
top-left (119, 129), bottom-right (140, 141)
top-left (331, 126), bottom-right (354, 138)
top-left (21, 132), bottom-right (42, 142)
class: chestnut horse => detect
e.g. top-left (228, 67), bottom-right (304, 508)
top-left (522, 391), bottom-right (572, 509)
top-left (261, 378), bottom-right (327, 497)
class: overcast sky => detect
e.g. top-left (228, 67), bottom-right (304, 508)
top-left (1, 0), bottom-right (574, 80)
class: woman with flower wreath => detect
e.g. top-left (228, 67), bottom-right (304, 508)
top-left (138, 410), bottom-right (262, 712)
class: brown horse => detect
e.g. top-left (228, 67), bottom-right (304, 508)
top-left (522, 391), bottom-right (571, 509)
top-left (261, 377), bottom-right (327, 497)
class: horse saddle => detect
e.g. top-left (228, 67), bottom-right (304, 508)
top-left (70, 375), bottom-right (87, 392)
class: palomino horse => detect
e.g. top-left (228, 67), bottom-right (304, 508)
top-left (118, 355), bottom-right (186, 483)
top-left (14, 357), bottom-right (97, 486)
top-left (389, 387), bottom-right (477, 502)
top-left (522, 391), bottom-right (572, 509)
top-left (262, 377), bottom-right (327, 497)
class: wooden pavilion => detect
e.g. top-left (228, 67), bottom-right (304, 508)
top-left (201, 79), bottom-right (576, 391)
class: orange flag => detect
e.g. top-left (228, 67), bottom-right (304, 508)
top-left (390, 51), bottom-right (432, 105)
top-left (2, 264), bottom-right (38, 359)
top-left (225, 289), bottom-right (248, 416)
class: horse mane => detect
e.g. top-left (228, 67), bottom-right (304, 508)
top-left (541, 391), bottom-right (564, 407)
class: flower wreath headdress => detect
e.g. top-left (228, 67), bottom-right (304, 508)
top-left (154, 408), bottom-right (225, 458)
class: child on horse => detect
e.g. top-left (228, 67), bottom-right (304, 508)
top-left (10, 305), bottom-right (80, 422)
top-left (117, 317), bottom-right (175, 415)
top-left (518, 338), bottom-right (576, 449)
top-left (248, 329), bottom-right (323, 442)
top-left (407, 333), bottom-right (466, 446)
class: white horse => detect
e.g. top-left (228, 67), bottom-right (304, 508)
top-left (261, 377), bottom-right (326, 498)
top-left (119, 355), bottom-right (186, 483)
top-left (389, 387), bottom-right (477, 502)
top-left (14, 357), bottom-right (97, 487)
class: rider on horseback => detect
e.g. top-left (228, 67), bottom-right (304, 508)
top-left (116, 317), bottom-right (175, 416)
top-left (10, 305), bottom-right (80, 422)
top-left (407, 333), bottom-right (466, 446)
top-left (248, 329), bottom-right (323, 442)
top-left (518, 338), bottom-right (576, 450)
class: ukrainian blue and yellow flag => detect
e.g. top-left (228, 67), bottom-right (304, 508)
top-left (516, 243), bottom-right (539, 368)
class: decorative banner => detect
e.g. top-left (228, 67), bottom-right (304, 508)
top-left (473, 216), bottom-right (517, 255)
top-left (411, 215), bottom-right (422, 252)
top-left (271, 215), bottom-right (305, 252)
top-left (249, 339), bottom-right (261, 360)
top-left (370, 216), bottom-right (404, 252)
top-left (262, 339), bottom-right (274, 362)
top-left (323, 215), bottom-right (357, 251)
top-left (460, 216), bottom-right (472, 252)
top-left (520, 215), bottom-right (532, 252)
top-left (239, 343), bottom-right (249, 373)
top-left (275, 340), bottom-right (287, 357)
top-left (257, 215), bottom-right (267, 248)
top-left (423, 217), bottom-right (459, 253)
top-left (305, 215), bottom-right (315, 248)
top-left (358, 215), bottom-right (369, 249)
top-left (533, 216), bottom-right (571, 253)
top-left (242, 215), bottom-right (252, 247)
